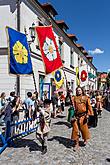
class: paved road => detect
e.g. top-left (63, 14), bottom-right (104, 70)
top-left (0, 108), bottom-right (110, 165)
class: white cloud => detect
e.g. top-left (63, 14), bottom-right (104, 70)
top-left (88, 48), bottom-right (104, 55)
top-left (107, 69), bottom-right (110, 73)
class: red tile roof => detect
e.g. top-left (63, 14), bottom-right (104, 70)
top-left (86, 56), bottom-right (93, 59)
top-left (41, 3), bottom-right (58, 15)
top-left (76, 44), bottom-right (84, 50)
top-left (86, 56), bottom-right (93, 63)
top-left (83, 50), bottom-right (88, 55)
top-left (56, 20), bottom-right (69, 29)
top-left (67, 34), bottom-right (78, 41)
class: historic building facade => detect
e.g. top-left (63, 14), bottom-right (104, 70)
top-left (0, 0), bottom-right (97, 99)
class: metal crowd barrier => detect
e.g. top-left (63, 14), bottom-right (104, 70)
top-left (0, 117), bottom-right (39, 154)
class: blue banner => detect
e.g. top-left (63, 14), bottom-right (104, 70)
top-left (7, 27), bottom-right (33, 74)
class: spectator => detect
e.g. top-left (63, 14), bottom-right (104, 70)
top-left (11, 96), bottom-right (21, 123)
top-left (24, 92), bottom-right (33, 119)
top-left (8, 91), bottom-right (16, 102)
top-left (0, 92), bottom-right (7, 125)
top-left (42, 90), bottom-right (48, 101)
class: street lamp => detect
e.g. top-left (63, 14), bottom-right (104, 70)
top-left (24, 23), bottom-right (36, 43)
top-left (29, 23), bottom-right (36, 43)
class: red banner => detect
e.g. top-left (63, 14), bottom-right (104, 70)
top-left (35, 25), bottom-right (63, 74)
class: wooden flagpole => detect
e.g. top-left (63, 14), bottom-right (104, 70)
top-left (62, 67), bottom-right (73, 106)
top-left (32, 71), bottom-right (37, 92)
top-left (28, 41), bottom-right (37, 92)
top-left (62, 67), bottom-right (69, 92)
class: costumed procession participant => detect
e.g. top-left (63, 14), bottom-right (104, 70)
top-left (57, 91), bottom-right (65, 113)
top-left (67, 90), bottom-right (75, 124)
top-left (88, 97), bottom-right (98, 127)
top-left (36, 99), bottom-right (52, 154)
top-left (59, 91), bottom-right (65, 112)
top-left (51, 93), bottom-right (58, 118)
top-left (96, 91), bottom-right (103, 117)
top-left (65, 89), bottom-right (73, 106)
top-left (71, 86), bottom-right (93, 150)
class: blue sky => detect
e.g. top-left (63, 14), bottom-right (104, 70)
top-left (39, 0), bottom-right (110, 72)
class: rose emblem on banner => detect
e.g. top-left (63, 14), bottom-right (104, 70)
top-left (43, 37), bottom-right (57, 61)
top-left (81, 70), bottom-right (87, 82)
top-left (13, 41), bottom-right (28, 64)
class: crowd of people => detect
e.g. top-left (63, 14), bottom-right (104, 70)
top-left (0, 87), bottom-right (109, 154)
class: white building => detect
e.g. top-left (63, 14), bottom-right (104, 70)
top-left (0, 0), bottom-right (97, 99)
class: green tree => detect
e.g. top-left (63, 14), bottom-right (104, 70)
top-left (106, 72), bottom-right (110, 89)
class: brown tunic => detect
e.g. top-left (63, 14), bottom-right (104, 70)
top-left (71, 95), bottom-right (93, 142)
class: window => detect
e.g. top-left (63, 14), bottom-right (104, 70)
top-left (39, 74), bottom-right (45, 98)
top-left (80, 58), bottom-right (83, 66)
top-left (59, 40), bottom-right (64, 60)
top-left (71, 81), bottom-right (74, 92)
top-left (70, 48), bottom-right (74, 66)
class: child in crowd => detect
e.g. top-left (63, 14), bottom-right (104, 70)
top-left (36, 99), bottom-right (52, 154)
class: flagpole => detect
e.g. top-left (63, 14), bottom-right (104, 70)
top-left (62, 67), bottom-right (69, 92)
top-left (16, 0), bottom-right (20, 96)
top-left (32, 71), bottom-right (37, 92)
top-left (27, 30), bottom-right (37, 92)
top-left (62, 67), bottom-right (73, 106)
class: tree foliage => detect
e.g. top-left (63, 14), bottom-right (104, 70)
top-left (106, 72), bottom-right (110, 88)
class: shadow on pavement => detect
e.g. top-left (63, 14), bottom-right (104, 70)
top-left (48, 136), bottom-right (86, 148)
top-left (14, 138), bottom-right (42, 152)
top-left (106, 158), bottom-right (110, 162)
top-left (54, 121), bottom-right (71, 128)
top-left (56, 115), bottom-right (66, 118)
top-left (79, 141), bottom-right (86, 147)
top-left (104, 101), bottom-right (110, 112)
top-left (48, 136), bottom-right (73, 148)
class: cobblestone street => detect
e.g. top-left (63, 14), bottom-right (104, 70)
top-left (0, 108), bottom-right (110, 165)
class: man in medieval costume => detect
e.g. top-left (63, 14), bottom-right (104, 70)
top-left (71, 86), bottom-right (93, 150)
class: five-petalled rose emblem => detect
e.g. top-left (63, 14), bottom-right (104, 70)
top-left (43, 37), bottom-right (57, 61)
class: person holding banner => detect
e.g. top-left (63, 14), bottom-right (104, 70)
top-left (71, 87), bottom-right (93, 150)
